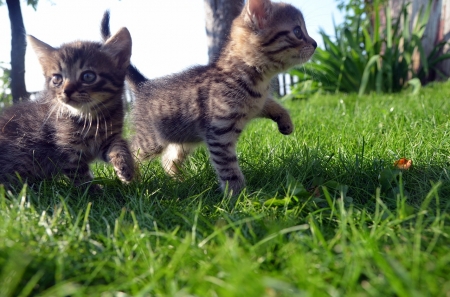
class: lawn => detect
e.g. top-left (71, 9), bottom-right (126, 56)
top-left (1, 81), bottom-right (450, 296)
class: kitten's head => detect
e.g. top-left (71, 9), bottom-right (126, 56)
top-left (28, 28), bottom-right (132, 116)
top-left (230, 0), bottom-right (316, 73)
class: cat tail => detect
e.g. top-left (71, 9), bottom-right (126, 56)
top-left (126, 65), bottom-right (148, 90)
top-left (100, 10), bottom-right (148, 88)
top-left (100, 10), bottom-right (111, 41)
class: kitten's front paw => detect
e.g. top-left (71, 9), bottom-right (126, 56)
top-left (110, 155), bottom-right (135, 183)
top-left (220, 174), bottom-right (245, 196)
top-left (276, 115), bottom-right (294, 135)
top-left (115, 164), bottom-right (135, 183)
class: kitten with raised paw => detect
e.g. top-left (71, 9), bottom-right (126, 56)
top-left (102, 0), bottom-right (316, 195)
top-left (0, 27), bottom-right (135, 191)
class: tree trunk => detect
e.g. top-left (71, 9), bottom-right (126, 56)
top-left (6, 0), bottom-right (29, 103)
top-left (204, 0), bottom-right (244, 63)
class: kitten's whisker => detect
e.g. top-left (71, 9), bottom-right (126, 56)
top-left (96, 101), bottom-right (114, 140)
top-left (89, 112), bottom-right (94, 139)
top-left (81, 113), bottom-right (88, 136)
top-left (82, 112), bottom-right (88, 138)
top-left (44, 103), bottom-right (59, 125)
top-left (56, 105), bottom-right (63, 120)
top-left (101, 110), bottom-right (109, 141)
top-left (94, 112), bottom-right (100, 139)
top-left (77, 110), bottom-right (86, 136)
top-left (91, 106), bottom-right (101, 140)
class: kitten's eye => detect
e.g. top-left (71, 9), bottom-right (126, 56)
top-left (81, 71), bottom-right (96, 83)
top-left (293, 26), bottom-right (303, 40)
top-left (52, 74), bottom-right (62, 85)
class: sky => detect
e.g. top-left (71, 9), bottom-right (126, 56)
top-left (0, 0), bottom-right (343, 92)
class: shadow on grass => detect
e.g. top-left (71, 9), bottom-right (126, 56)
top-left (3, 146), bottom-right (450, 237)
top-left (2, 150), bottom-right (450, 297)
top-left (243, 147), bottom-right (450, 210)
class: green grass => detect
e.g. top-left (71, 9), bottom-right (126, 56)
top-left (1, 81), bottom-right (450, 296)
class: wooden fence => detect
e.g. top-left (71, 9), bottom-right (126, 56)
top-left (389, 0), bottom-right (449, 78)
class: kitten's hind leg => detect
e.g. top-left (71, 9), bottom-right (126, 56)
top-left (259, 97), bottom-right (293, 135)
top-left (131, 134), bottom-right (164, 162)
top-left (101, 137), bottom-right (135, 183)
top-left (161, 143), bottom-right (197, 177)
top-left (206, 138), bottom-right (245, 196)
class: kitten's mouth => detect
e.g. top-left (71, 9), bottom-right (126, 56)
top-left (59, 96), bottom-right (86, 113)
top-left (296, 47), bottom-right (315, 62)
top-left (59, 93), bottom-right (90, 106)
top-left (60, 96), bottom-right (71, 104)
top-left (62, 95), bottom-right (101, 116)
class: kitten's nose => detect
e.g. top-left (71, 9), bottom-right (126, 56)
top-left (63, 83), bottom-right (76, 97)
top-left (311, 39), bottom-right (317, 49)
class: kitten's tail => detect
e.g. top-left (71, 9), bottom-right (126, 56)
top-left (100, 10), bottom-right (148, 89)
top-left (126, 65), bottom-right (148, 90)
top-left (100, 10), bottom-right (111, 42)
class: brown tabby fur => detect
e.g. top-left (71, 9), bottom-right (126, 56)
top-left (0, 28), bottom-right (135, 190)
top-left (102, 0), bottom-right (316, 195)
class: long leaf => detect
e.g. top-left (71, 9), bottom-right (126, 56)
top-left (427, 41), bottom-right (449, 59)
top-left (428, 53), bottom-right (450, 67)
top-left (385, 3), bottom-right (392, 49)
top-left (407, 78), bottom-right (421, 95)
top-left (402, 4), bottom-right (410, 41)
top-left (434, 68), bottom-right (448, 79)
top-left (363, 27), bottom-right (374, 56)
top-left (412, 0), bottom-right (432, 38)
top-left (413, 35), bottom-right (429, 76)
top-left (373, 1), bottom-right (381, 51)
top-left (344, 28), bottom-right (362, 56)
top-left (359, 55), bottom-right (380, 96)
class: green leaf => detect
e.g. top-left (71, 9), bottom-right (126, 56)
top-left (407, 78), bottom-right (421, 95)
top-left (359, 55), bottom-right (380, 96)
top-left (264, 196), bottom-right (299, 207)
top-left (26, 0), bottom-right (39, 10)
top-left (378, 168), bottom-right (401, 192)
top-left (428, 53), bottom-right (450, 67)
top-left (385, 4), bottom-right (392, 49)
top-left (413, 35), bottom-right (428, 76)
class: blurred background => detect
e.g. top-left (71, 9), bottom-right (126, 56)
top-left (0, 0), bottom-right (342, 97)
top-left (0, 0), bottom-right (449, 105)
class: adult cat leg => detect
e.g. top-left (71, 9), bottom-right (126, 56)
top-left (101, 137), bottom-right (135, 183)
top-left (206, 137), bottom-right (245, 195)
top-left (161, 143), bottom-right (197, 176)
top-left (259, 97), bottom-right (293, 135)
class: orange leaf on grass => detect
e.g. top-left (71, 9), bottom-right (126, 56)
top-left (394, 158), bottom-right (412, 170)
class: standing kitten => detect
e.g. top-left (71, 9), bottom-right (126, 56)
top-left (0, 28), bottom-right (135, 190)
top-left (102, 0), bottom-right (316, 195)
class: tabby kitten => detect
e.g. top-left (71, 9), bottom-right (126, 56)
top-left (0, 28), bottom-right (135, 190)
top-left (102, 0), bottom-right (316, 195)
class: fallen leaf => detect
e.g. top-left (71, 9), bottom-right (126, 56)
top-left (394, 158), bottom-right (412, 170)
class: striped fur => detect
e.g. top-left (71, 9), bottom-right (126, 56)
top-left (103, 0), bottom-right (316, 195)
top-left (0, 28), bottom-right (135, 190)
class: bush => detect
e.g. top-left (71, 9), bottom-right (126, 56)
top-left (288, 0), bottom-right (450, 98)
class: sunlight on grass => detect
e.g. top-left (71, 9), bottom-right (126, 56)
top-left (1, 81), bottom-right (450, 296)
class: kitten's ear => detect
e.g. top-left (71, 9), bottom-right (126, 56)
top-left (27, 35), bottom-right (57, 67)
top-left (245, 0), bottom-right (272, 30)
top-left (102, 27), bottom-right (132, 69)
